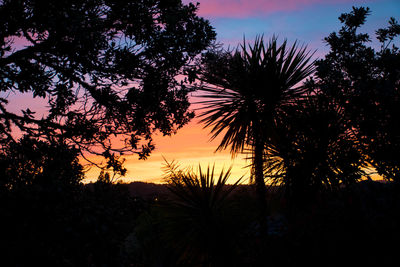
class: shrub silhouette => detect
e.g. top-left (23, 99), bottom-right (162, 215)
top-left (0, 136), bottom-right (142, 266)
top-left (264, 94), bottom-right (366, 207)
top-left (129, 162), bottom-right (248, 267)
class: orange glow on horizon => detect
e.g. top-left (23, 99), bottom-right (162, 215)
top-left (82, 117), bottom-right (252, 184)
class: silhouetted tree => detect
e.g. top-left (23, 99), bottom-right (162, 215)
top-left (0, 0), bottom-right (215, 169)
top-left (312, 6), bottom-right (400, 181)
top-left (0, 136), bottom-right (143, 267)
top-left (164, 163), bottom-right (242, 266)
top-left (0, 135), bottom-right (83, 191)
top-left (197, 36), bottom-right (315, 230)
top-left (265, 94), bottom-right (366, 206)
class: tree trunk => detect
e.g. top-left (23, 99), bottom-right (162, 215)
top-left (253, 135), bottom-right (268, 236)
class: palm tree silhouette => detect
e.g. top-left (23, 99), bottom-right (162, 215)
top-left (162, 160), bottom-right (242, 266)
top-left (264, 94), bottom-right (366, 207)
top-left (197, 36), bottom-right (315, 231)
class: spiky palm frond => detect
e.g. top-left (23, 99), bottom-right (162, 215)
top-left (264, 94), bottom-right (366, 199)
top-left (196, 35), bottom-right (316, 155)
top-left (164, 161), bottom-right (242, 211)
top-left (161, 161), bottom-right (243, 265)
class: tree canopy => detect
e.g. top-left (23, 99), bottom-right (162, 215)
top-left (311, 6), bottom-right (400, 181)
top-left (261, 7), bottom-right (400, 203)
top-left (0, 0), bottom-right (215, 171)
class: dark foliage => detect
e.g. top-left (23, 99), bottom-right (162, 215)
top-left (311, 6), bottom-right (400, 181)
top-left (125, 181), bottom-right (400, 267)
top-left (0, 135), bottom-right (84, 191)
top-left (0, 183), bottom-right (143, 267)
top-left (265, 94), bottom-right (366, 206)
top-left (127, 163), bottom-right (253, 267)
top-left (0, 137), bottom-right (143, 266)
top-left (253, 181), bottom-right (400, 267)
top-left (197, 36), bottom-right (315, 155)
top-left (263, 6), bottom-right (400, 208)
top-left (0, 0), bottom-right (215, 169)
top-left (2, 5), bottom-right (400, 267)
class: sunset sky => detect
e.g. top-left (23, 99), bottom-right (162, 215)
top-left (7, 0), bottom-right (399, 184)
top-left (74, 0), bottom-right (400, 184)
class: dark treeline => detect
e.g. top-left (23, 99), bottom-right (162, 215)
top-left (1, 1), bottom-right (400, 266)
top-left (2, 146), bottom-right (399, 266)
top-left (0, 137), bottom-right (143, 266)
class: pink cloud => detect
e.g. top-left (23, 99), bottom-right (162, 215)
top-left (185, 0), bottom-right (373, 18)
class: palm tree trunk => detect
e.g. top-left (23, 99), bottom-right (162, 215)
top-left (253, 135), bottom-right (268, 236)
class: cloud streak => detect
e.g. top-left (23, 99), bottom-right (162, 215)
top-left (186, 0), bottom-right (376, 18)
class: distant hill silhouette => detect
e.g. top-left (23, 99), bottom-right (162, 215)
top-left (84, 181), bottom-right (170, 200)
top-left (84, 181), bottom-right (257, 200)
top-left (122, 181), bottom-right (171, 199)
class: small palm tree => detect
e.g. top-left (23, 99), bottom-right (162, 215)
top-left (197, 36), bottom-right (315, 228)
top-left (162, 160), bottom-right (242, 266)
top-left (265, 94), bottom-right (366, 206)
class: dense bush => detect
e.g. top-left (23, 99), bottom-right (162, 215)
top-left (0, 137), bottom-right (143, 267)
